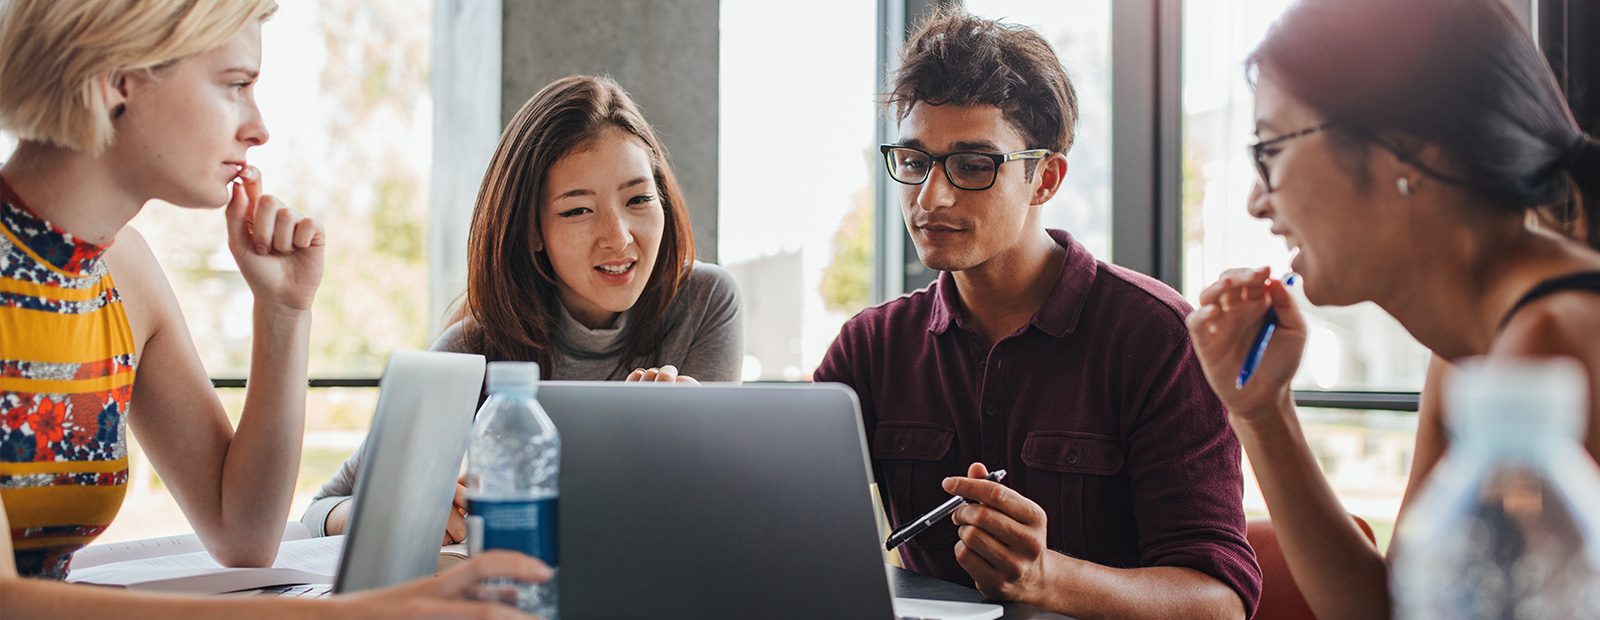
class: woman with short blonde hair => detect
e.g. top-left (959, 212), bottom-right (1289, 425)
top-left (0, 0), bottom-right (546, 617)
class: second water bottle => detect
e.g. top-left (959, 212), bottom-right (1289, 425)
top-left (466, 361), bottom-right (561, 619)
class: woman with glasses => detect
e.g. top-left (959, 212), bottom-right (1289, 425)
top-left (304, 75), bottom-right (743, 543)
top-left (1186, 0), bottom-right (1600, 618)
top-left (0, 0), bottom-right (547, 617)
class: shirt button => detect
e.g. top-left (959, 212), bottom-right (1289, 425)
top-left (983, 405), bottom-right (997, 418)
top-left (1065, 450), bottom-right (1079, 465)
top-left (897, 438), bottom-right (909, 453)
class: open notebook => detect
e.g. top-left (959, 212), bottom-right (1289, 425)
top-left (67, 524), bottom-right (470, 595)
top-left (68, 522), bottom-right (334, 594)
top-left (66, 350), bottom-right (486, 595)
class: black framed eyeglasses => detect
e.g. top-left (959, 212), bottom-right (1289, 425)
top-left (1248, 122), bottom-right (1335, 192)
top-left (880, 144), bottom-right (1053, 191)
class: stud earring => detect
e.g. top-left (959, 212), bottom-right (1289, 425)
top-left (1397, 177), bottom-right (1413, 197)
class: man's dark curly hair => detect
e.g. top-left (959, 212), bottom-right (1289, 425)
top-left (888, 8), bottom-right (1079, 158)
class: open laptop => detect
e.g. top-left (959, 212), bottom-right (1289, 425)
top-left (259, 349), bottom-right (486, 596)
top-left (536, 382), bottom-right (1003, 620)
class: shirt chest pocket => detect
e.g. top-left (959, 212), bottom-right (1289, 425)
top-left (1020, 431), bottom-right (1127, 559)
top-left (870, 423), bottom-right (959, 548)
top-left (1022, 431), bottom-right (1124, 475)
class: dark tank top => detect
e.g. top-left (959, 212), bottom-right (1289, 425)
top-left (1499, 271), bottom-right (1600, 330)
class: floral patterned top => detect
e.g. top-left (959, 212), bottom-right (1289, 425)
top-left (0, 174), bottom-right (136, 579)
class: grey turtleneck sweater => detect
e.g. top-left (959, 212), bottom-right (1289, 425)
top-left (433, 261), bottom-right (742, 380)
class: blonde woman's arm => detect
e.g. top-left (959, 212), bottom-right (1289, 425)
top-left (108, 169), bottom-right (322, 567)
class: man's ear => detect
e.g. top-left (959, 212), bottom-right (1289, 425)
top-left (1031, 153), bottom-right (1069, 206)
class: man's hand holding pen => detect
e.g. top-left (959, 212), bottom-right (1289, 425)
top-left (944, 462), bottom-right (1052, 604)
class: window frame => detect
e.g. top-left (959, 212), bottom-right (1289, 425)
top-left (220, 0), bottom-right (1595, 412)
top-left (862, 0), bottom-right (1600, 413)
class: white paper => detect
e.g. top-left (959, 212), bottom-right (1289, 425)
top-left (68, 534), bottom-right (342, 594)
top-left (892, 597), bottom-right (1004, 620)
top-left (71, 522), bottom-right (311, 570)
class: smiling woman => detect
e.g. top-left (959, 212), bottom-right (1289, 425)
top-left (441, 75), bottom-right (742, 383)
top-left (537, 127), bottom-right (667, 330)
top-left (300, 75), bottom-right (743, 542)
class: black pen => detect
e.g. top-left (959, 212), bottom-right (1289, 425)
top-left (884, 469), bottom-right (1007, 551)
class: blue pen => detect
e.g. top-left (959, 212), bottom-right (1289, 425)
top-left (1236, 273), bottom-right (1296, 389)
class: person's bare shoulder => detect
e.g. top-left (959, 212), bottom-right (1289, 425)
top-left (1494, 290), bottom-right (1600, 360)
top-left (102, 225), bottom-right (177, 355)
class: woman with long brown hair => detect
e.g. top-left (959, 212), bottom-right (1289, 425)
top-left (1185, 0), bottom-right (1600, 617)
top-left (306, 75), bottom-right (742, 540)
top-left (441, 74), bottom-right (741, 383)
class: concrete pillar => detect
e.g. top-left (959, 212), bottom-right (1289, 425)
top-left (430, 0), bottom-right (503, 334)
top-left (430, 0), bottom-right (720, 334)
top-left (501, 0), bottom-right (720, 263)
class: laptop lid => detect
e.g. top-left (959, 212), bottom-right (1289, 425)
top-left (333, 350), bottom-right (485, 593)
top-left (536, 382), bottom-right (898, 620)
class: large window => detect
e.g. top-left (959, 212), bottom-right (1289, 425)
top-left (965, 0), bottom-right (1114, 261)
top-left (11, 0), bottom-right (1563, 552)
top-left (1180, 0), bottom-right (1432, 392)
top-left (1262, 409), bottom-right (1419, 549)
top-left (136, 0), bottom-right (435, 380)
top-left (720, 1), bottom-right (1112, 383)
top-left (718, 0), bottom-right (879, 381)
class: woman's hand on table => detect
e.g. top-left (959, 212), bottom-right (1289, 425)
top-left (443, 473), bottom-right (468, 546)
top-left (330, 550), bottom-right (550, 619)
top-left (626, 365), bottom-right (699, 384)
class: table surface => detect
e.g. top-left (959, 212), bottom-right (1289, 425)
top-left (890, 566), bottom-right (1078, 620)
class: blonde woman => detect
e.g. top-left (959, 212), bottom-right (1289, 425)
top-left (0, 0), bottom-right (545, 616)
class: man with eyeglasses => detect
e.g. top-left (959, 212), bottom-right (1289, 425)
top-left (814, 10), bottom-right (1260, 620)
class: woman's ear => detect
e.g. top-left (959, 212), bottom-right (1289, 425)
top-left (1373, 131), bottom-right (1450, 178)
top-left (99, 71), bottom-right (130, 120)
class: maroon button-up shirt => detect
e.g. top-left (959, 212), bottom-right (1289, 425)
top-left (815, 230), bottom-right (1261, 613)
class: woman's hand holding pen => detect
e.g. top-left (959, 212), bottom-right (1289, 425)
top-left (1185, 266), bottom-right (1307, 423)
top-left (944, 462), bottom-right (1051, 604)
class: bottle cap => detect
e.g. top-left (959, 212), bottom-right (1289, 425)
top-left (1447, 356), bottom-right (1589, 441)
top-left (486, 361), bottom-right (540, 393)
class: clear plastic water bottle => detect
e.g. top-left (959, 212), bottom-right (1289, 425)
top-left (467, 361), bottom-right (560, 618)
top-left (1392, 357), bottom-right (1600, 620)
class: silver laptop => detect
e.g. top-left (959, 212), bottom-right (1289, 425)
top-left (536, 382), bottom-right (1001, 620)
top-left (263, 350), bottom-right (485, 596)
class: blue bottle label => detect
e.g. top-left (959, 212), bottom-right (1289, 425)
top-left (468, 497), bottom-right (559, 567)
